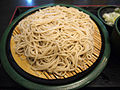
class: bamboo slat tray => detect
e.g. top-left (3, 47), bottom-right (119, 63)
top-left (10, 20), bottom-right (102, 80)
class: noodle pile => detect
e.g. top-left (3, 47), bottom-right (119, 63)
top-left (13, 6), bottom-right (95, 76)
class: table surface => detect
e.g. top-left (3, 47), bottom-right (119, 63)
top-left (0, 0), bottom-right (120, 89)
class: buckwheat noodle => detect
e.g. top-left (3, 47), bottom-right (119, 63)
top-left (13, 6), bottom-right (95, 76)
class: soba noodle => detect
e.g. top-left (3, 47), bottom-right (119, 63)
top-left (13, 6), bottom-right (95, 76)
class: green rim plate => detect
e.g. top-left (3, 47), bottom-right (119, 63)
top-left (0, 4), bottom-right (110, 90)
top-left (115, 16), bottom-right (120, 35)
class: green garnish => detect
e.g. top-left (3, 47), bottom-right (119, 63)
top-left (103, 8), bottom-right (120, 26)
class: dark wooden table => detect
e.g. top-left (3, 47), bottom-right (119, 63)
top-left (0, 0), bottom-right (120, 89)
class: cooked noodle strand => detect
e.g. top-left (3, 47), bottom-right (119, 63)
top-left (14, 6), bottom-right (94, 76)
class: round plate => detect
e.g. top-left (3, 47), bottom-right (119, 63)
top-left (115, 16), bottom-right (120, 34)
top-left (0, 4), bottom-right (110, 89)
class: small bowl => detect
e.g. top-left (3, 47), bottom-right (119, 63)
top-left (98, 5), bottom-right (119, 27)
top-left (111, 16), bottom-right (120, 53)
top-left (98, 5), bottom-right (120, 35)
